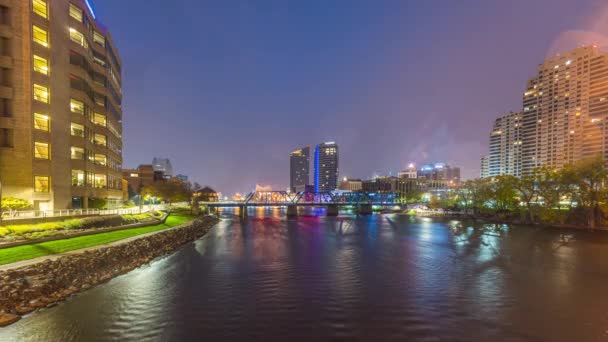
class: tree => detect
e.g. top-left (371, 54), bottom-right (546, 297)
top-left (573, 155), bottom-right (607, 228)
top-left (512, 174), bottom-right (537, 223)
top-left (492, 175), bottom-right (519, 212)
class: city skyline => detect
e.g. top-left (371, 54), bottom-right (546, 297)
top-left (93, 0), bottom-right (608, 195)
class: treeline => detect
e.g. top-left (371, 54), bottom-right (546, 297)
top-left (430, 156), bottom-right (608, 228)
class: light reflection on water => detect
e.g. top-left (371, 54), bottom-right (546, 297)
top-left (3, 209), bottom-right (608, 341)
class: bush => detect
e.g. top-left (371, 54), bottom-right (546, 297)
top-left (88, 198), bottom-right (107, 209)
top-left (1, 197), bottom-right (32, 210)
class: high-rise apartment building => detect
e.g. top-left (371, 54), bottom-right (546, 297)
top-left (480, 155), bottom-right (489, 178)
top-left (314, 142), bottom-right (338, 192)
top-left (0, 0), bottom-right (123, 210)
top-left (289, 146), bottom-right (309, 192)
top-left (521, 46), bottom-right (608, 174)
top-left (488, 111), bottom-right (522, 177)
top-left (152, 157), bottom-right (173, 178)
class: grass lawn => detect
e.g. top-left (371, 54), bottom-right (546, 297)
top-left (0, 213), bottom-right (196, 266)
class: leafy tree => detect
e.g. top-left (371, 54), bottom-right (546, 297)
top-left (492, 175), bottom-right (519, 212)
top-left (512, 174), bottom-right (537, 223)
top-left (573, 155), bottom-right (607, 228)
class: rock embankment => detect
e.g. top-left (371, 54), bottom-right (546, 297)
top-left (0, 215), bottom-right (218, 323)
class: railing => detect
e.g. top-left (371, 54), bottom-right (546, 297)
top-left (0, 204), bottom-right (168, 221)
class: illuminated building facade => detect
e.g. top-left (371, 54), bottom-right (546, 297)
top-left (314, 142), bottom-right (338, 192)
top-left (416, 162), bottom-right (460, 183)
top-left (152, 157), bottom-right (173, 179)
top-left (289, 146), bottom-right (309, 192)
top-left (480, 155), bottom-right (489, 178)
top-left (0, 0), bottom-right (123, 210)
top-left (338, 178), bottom-right (362, 191)
top-left (521, 46), bottom-right (608, 174)
top-left (488, 111), bottom-right (522, 177)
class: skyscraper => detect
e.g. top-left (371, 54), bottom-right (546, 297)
top-left (488, 111), bottom-right (522, 177)
top-left (152, 157), bottom-right (173, 178)
top-left (480, 155), bottom-right (489, 178)
top-left (521, 46), bottom-right (608, 174)
top-left (289, 146), bottom-right (309, 192)
top-left (0, 0), bottom-right (123, 210)
top-left (314, 142), bottom-right (339, 192)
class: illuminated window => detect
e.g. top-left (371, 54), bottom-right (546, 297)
top-left (70, 98), bottom-right (85, 114)
top-left (69, 4), bottom-right (83, 22)
top-left (93, 113), bottom-right (106, 127)
top-left (34, 142), bottom-right (50, 159)
top-left (33, 0), bottom-right (48, 19)
top-left (130, 173), bottom-right (139, 178)
top-left (33, 55), bottom-right (49, 75)
top-left (33, 25), bottom-right (49, 47)
top-left (34, 113), bottom-right (50, 131)
top-left (34, 176), bottom-right (50, 192)
top-left (70, 122), bottom-right (84, 137)
top-left (72, 170), bottom-right (85, 186)
top-left (94, 174), bottom-right (107, 188)
top-left (94, 133), bottom-right (106, 146)
top-left (33, 84), bottom-right (49, 103)
top-left (94, 154), bottom-right (106, 166)
top-left (93, 31), bottom-right (105, 46)
top-left (69, 28), bottom-right (87, 48)
top-left (70, 146), bottom-right (84, 160)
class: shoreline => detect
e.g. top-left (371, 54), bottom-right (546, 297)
top-left (0, 215), bottom-right (219, 327)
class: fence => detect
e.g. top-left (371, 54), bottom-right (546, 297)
top-left (0, 204), bottom-right (168, 221)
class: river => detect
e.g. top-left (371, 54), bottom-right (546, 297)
top-left (3, 208), bottom-right (608, 341)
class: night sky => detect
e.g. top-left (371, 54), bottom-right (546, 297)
top-left (95, 0), bottom-right (608, 195)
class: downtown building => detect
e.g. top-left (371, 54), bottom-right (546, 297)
top-left (289, 146), bottom-right (309, 192)
top-left (0, 0), bottom-right (123, 210)
top-left (487, 111), bottom-right (522, 177)
top-left (314, 142), bottom-right (338, 192)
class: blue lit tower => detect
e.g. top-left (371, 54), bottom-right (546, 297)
top-left (314, 142), bottom-right (339, 192)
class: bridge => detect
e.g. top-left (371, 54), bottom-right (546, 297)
top-left (201, 191), bottom-right (400, 217)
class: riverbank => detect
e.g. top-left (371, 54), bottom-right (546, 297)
top-left (0, 215), bottom-right (219, 326)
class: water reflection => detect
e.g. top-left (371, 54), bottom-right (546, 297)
top-left (3, 211), bottom-right (608, 341)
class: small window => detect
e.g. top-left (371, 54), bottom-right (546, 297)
top-left (93, 31), bottom-right (105, 46)
top-left (70, 146), bottom-right (84, 160)
top-left (0, 128), bottom-right (13, 147)
top-left (69, 28), bottom-right (87, 48)
top-left (69, 4), bottom-right (83, 22)
top-left (70, 98), bottom-right (85, 114)
top-left (94, 154), bottom-right (106, 166)
top-left (93, 113), bottom-right (106, 127)
top-left (34, 113), bottom-right (50, 131)
top-left (34, 176), bottom-right (50, 192)
top-left (34, 141), bottom-right (50, 159)
top-left (33, 0), bottom-right (48, 19)
top-left (70, 122), bottom-right (84, 137)
top-left (94, 174), bottom-right (107, 188)
top-left (33, 25), bottom-right (49, 47)
top-left (94, 133), bottom-right (106, 146)
top-left (72, 170), bottom-right (85, 186)
top-left (33, 84), bottom-right (49, 103)
top-left (33, 55), bottom-right (49, 75)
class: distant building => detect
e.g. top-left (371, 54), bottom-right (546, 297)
top-left (480, 155), bottom-right (489, 178)
top-left (122, 165), bottom-right (162, 197)
top-left (152, 158), bottom-right (173, 178)
top-left (487, 111), bottom-right (522, 177)
top-left (314, 142), bottom-right (339, 192)
top-left (398, 164), bottom-right (418, 179)
top-left (290, 146), bottom-right (310, 192)
top-left (339, 178), bottom-right (363, 191)
top-left (417, 162), bottom-right (460, 184)
top-left (195, 187), bottom-right (219, 202)
top-left (176, 174), bottom-right (188, 182)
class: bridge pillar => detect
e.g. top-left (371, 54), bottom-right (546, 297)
top-left (357, 204), bottom-right (373, 215)
top-left (287, 205), bottom-right (298, 218)
top-left (326, 205), bottom-right (339, 216)
top-left (239, 205), bottom-right (248, 219)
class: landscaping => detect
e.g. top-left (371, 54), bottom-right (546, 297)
top-left (0, 211), bottom-right (164, 242)
top-left (0, 213), bottom-right (195, 265)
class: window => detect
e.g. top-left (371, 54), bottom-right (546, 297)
top-left (69, 28), bottom-right (87, 48)
top-left (70, 146), bottom-right (84, 160)
top-left (33, 55), bottom-right (49, 75)
top-left (94, 133), bottom-right (106, 146)
top-left (0, 128), bottom-right (13, 147)
top-left (69, 4), bottom-right (83, 22)
top-left (93, 31), bottom-right (105, 46)
top-left (70, 98), bottom-right (85, 114)
top-left (94, 174), bottom-right (106, 188)
top-left (33, 25), bottom-right (49, 47)
top-left (34, 113), bottom-right (50, 131)
top-left (34, 142), bottom-right (49, 159)
top-left (93, 113), bottom-right (106, 127)
top-left (33, 0), bottom-right (48, 19)
top-left (33, 84), bottom-right (49, 103)
top-left (72, 170), bottom-right (85, 187)
top-left (70, 122), bottom-right (84, 137)
top-left (94, 153), bottom-right (106, 166)
top-left (34, 176), bottom-right (50, 192)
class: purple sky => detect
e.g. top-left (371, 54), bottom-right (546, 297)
top-left (95, 0), bottom-right (608, 195)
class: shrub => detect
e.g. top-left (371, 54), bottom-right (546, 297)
top-left (1, 197), bottom-right (32, 210)
top-left (88, 198), bottom-right (108, 209)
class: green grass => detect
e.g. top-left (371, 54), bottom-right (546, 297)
top-left (0, 213), bottom-right (195, 266)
